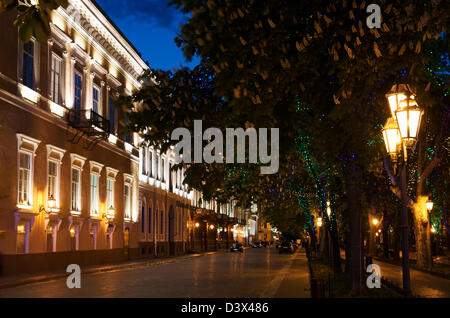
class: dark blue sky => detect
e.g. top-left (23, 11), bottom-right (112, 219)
top-left (96, 0), bottom-right (200, 71)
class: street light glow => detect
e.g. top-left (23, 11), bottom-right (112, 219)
top-left (317, 217), bottom-right (322, 227)
top-left (382, 117), bottom-right (401, 158)
top-left (426, 200), bottom-right (434, 212)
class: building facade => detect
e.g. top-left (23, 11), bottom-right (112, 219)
top-left (0, 0), bottom-right (144, 275)
top-left (0, 0), bottom-right (247, 276)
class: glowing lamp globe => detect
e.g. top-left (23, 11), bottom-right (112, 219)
top-left (107, 206), bottom-right (115, 218)
top-left (395, 97), bottom-right (423, 145)
top-left (48, 195), bottom-right (56, 211)
top-left (382, 117), bottom-right (401, 159)
top-left (385, 84), bottom-right (411, 119)
top-left (426, 200), bottom-right (434, 212)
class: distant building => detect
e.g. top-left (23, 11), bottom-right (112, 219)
top-left (257, 214), bottom-right (273, 243)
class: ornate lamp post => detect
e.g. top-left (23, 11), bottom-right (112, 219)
top-left (382, 84), bottom-right (424, 298)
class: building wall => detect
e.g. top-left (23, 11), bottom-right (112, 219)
top-left (0, 2), bottom-right (145, 275)
top-left (0, 2), bottom-right (248, 276)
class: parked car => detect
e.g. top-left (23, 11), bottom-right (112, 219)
top-left (230, 242), bottom-right (244, 252)
top-left (278, 242), bottom-right (295, 254)
top-left (252, 241), bottom-right (262, 248)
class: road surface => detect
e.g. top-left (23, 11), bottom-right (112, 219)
top-left (0, 248), bottom-right (311, 298)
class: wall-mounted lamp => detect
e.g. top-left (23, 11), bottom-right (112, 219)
top-left (39, 195), bottom-right (57, 214)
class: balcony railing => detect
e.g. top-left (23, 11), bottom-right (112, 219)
top-left (67, 109), bottom-right (111, 134)
top-left (67, 109), bottom-right (111, 150)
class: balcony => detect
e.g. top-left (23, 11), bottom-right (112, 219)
top-left (67, 109), bottom-right (111, 150)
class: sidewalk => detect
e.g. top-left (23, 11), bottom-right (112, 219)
top-left (0, 251), bottom-right (221, 290)
top-left (340, 250), bottom-right (450, 297)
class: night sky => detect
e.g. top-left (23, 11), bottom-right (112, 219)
top-left (95, 0), bottom-right (200, 71)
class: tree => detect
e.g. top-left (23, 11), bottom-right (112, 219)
top-left (0, 0), bottom-right (69, 42)
top-left (120, 0), bottom-right (448, 295)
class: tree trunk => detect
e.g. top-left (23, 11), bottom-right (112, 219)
top-left (347, 161), bottom-right (366, 296)
top-left (344, 227), bottom-right (352, 282)
top-left (393, 219), bottom-right (401, 261)
top-left (383, 228), bottom-right (389, 259)
top-left (331, 222), bottom-right (342, 273)
top-left (412, 196), bottom-right (432, 269)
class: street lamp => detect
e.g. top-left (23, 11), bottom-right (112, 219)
top-left (382, 118), bottom-right (401, 162)
top-left (372, 218), bottom-right (379, 226)
top-left (317, 217), bottom-right (322, 228)
top-left (382, 83), bottom-right (424, 298)
top-left (48, 195), bottom-right (57, 212)
top-left (107, 206), bottom-right (115, 219)
top-left (386, 84), bottom-right (408, 118)
top-left (426, 200), bottom-right (434, 212)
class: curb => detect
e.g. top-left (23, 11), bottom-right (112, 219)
top-left (374, 256), bottom-right (450, 281)
top-left (0, 251), bottom-right (219, 290)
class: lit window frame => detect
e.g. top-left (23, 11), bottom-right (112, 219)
top-left (46, 144), bottom-right (66, 212)
top-left (89, 161), bottom-right (104, 217)
top-left (70, 154), bottom-right (86, 215)
top-left (16, 134), bottom-right (41, 210)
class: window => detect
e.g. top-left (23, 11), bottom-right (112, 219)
top-left (70, 154), bottom-right (86, 214)
top-left (46, 145), bottom-right (65, 211)
top-left (90, 174), bottom-right (99, 215)
top-left (105, 167), bottom-right (118, 218)
top-left (16, 225), bottom-right (27, 254)
top-left (156, 155), bottom-right (160, 180)
top-left (124, 119), bottom-right (131, 144)
top-left (141, 205), bottom-right (145, 233)
top-left (160, 210), bottom-right (164, 234)
top-left (93, 85), bottom-right (100, 114)
top-left (18, 152), bottom-right (31, 205)
top-left (23, 41), bottom-right (34, 89)
top-left (71, 168), bottom-right (81, 211)
top-left (141, 148), bottom-right (147, 175)
top-left (124, 183), bottom-right (131, 220)
top-left (161, 158), bottom-right (165, 182)
top-left (50, 54), bottom-right (62, 104)
top-left (74, 72), bottom-right (82, 110)
top-left (108, 97), bottom-right (115, 134)
top-left (46, 225), bottom-right (55, 252)
top-left (106, 178), bottom-right (114, 211)
top-left (48, 161), bottom-right (57, 200)
top-left (89, 161), bottom-right (103, 216)
top-left (148, 207), bottom-right (152, 234)
top-left (148, 150), bottom-right (153, 177)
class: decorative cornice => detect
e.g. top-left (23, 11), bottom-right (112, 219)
top-left (57, 0), bottom-right (148, 86)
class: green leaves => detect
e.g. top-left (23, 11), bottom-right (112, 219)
top-left (3, 0), bottom-right (69, 43)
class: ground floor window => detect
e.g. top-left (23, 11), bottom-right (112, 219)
top-left (46, 225), bottom-right (55, 252)
top-left (124, 228), bottom-right (130, 248)
top-left (16, 224), bottom-right (28, 254)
